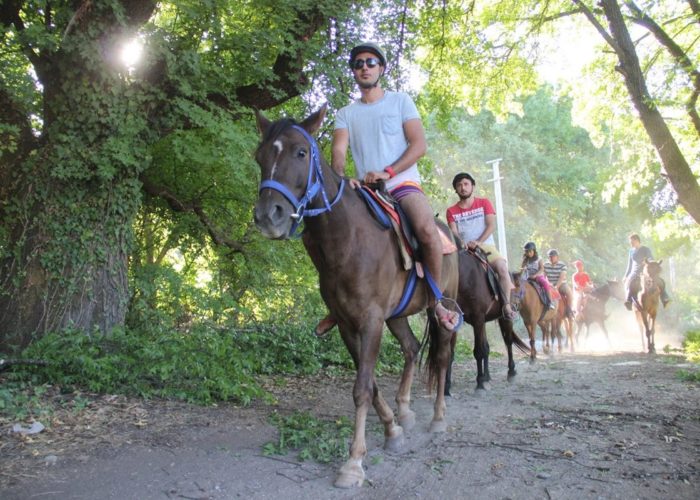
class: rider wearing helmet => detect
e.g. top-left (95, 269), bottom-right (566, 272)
top-left (521, 242), bottom-right (556, 309)
top-left (446, 171), bottom-right (516, 319)
top-left (314, 41), bottom-right (460, 336)
top-left (544, 248), bottom-right (573, 317)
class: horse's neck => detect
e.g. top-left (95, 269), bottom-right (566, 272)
top-left (304, 177), bottom-right (383, 264)
top-left (592, 286), bottom-right (610, 303)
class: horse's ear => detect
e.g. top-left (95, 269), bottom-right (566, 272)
top-left (300, 103), bottom-right (327, 136)
top-left (254, 109), bottom-right (272, 136)
top-left (658, 259), bottom-right (663, 265)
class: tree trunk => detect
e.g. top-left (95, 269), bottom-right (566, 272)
top-left (600, 0), bottom-right (700, 224)
top-left (0, 231), bottom-right (129, 351)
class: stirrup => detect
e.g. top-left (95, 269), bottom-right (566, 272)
top-left (435, 298), bottom-right (464, 332)
top-left (502, 303), bottom-right (517, 320)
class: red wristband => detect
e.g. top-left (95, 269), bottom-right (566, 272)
top-left (384, 166), bottom-right (396, 178)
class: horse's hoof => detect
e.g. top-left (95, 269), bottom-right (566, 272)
top-left (529, 357), bottom-right (536, 365)
top-left (334, 459), bottom-right (365, 488)
top-left (429, 418), bottom-right (447, 433)
top-left (475, 381), bottom-right (491, 392)
top-left (384, 426), bottom-right (405, 454)
top-left (507, 370), bottom-right (517, 381)
top-left (398, 410), bottom-right (416, 431)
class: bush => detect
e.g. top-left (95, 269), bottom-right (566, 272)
top-left (682, 330), bottom-right (700, 363)
top-left (8, 316), bottom-right (413, 406)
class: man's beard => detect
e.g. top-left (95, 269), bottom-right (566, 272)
top-left (356, 75), bottom-right (380, 89)
top-left (458, 192), bottom-right (472, 201)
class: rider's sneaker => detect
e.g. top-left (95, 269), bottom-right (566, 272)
top-left (624, 301), bottom-right (632, 311)
top-left (662, 298), bottom-right (670, 309)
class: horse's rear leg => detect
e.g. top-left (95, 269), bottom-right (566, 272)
top-left (498, 318), bottom-right (517, 380)
top-left (600, 321), bottom-right (611, 347)
top-left (386, 318), bottom-right (419, 430)
top-left (473, 321), bottom-right (490, 391)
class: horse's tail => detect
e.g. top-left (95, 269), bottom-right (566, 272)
top-left (422, 312), bottom-right (455, 393)
top-left (499, 318), bottom-right (530, 354)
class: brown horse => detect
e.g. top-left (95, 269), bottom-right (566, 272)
top-left (574, 280), bottom-right (625, 347)
top-left (511, 271), bottom-right (557, 361)
top-left (253, 106), bottom-right (459, 488)
top-left (634, 259), bottom-right (663, 354)
top-left (447, 249), bottom-right (529, 392)
top-left (546, 299), bottom-right (574, 352)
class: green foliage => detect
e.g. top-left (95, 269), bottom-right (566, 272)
top-left (675, 330), bottom-right (700, 382)
top-left (0, 380), bottom-right (54, 422)
top-left (682, 330), bottom-right (700, 364)
top-left (18, 327), bottom-right (268, 405)
top-left (263, 410), bottom-right (353, 463)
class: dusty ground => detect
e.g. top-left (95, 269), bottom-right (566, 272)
top-left (2, 318), bottom-right (699, 500)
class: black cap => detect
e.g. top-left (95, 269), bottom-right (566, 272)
top-left (452, 172), bottom-right (476, 189)
top-left (547, 248), bottom-right (558, 257)
top-left (524, 242), bottom-right (537, 251)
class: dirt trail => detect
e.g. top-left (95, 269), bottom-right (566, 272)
top-left (2, 325), bottom-right (699, 500)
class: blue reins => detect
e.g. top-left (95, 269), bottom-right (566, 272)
top-left (258, 125), bottom-right (345, 237)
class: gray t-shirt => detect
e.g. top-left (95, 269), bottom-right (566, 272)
top-left (335, 91), bottom-right (422, 190)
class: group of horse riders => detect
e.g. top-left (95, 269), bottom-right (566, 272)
top-left (308, 41), bottom-right (669, 339)
top-left (255, 41), bottom-right (672, 488)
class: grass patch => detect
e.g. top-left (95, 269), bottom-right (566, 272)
top-left (263, 410), bottom-right (352, 463)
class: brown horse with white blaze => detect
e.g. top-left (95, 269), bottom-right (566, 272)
top-left (253, 106), bottom-right (459, 488)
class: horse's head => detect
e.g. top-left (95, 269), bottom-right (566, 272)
top-left (253, 105), bottom-right (329, 239)
top-left (643, 259), bottom-right (663, 280)
top-left (606, 278), bottom-right (626, 301)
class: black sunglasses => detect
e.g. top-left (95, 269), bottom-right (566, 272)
top-left (352, 57), bottom-right (381, 70)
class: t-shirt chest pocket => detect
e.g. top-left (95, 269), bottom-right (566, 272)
top-left (381, 114), bottom-right (402, 135)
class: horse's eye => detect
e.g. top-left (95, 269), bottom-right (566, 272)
top-left (297, 148), bottom-right (307, 159)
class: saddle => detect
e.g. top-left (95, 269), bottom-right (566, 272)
top-left (358, 185), bottom-right (457, 272)
top-left (469, 246), bottom-right (503, 303)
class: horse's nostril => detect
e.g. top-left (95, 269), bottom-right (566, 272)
top-left (273, 204), bottom-right (285, 222)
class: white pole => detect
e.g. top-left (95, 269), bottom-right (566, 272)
top-left (486, 158), bottom-right (508, 263)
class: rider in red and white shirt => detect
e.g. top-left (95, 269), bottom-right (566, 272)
top-left (446, 172), bottom-right (515, 319)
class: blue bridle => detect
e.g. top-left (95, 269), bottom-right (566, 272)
top-left (258, 125), bottom-right (345, 237)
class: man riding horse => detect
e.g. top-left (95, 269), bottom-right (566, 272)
top-left (446, 172), bottom-right (516, 319)
top-left (314, 42), bottom-right (460, 336)
top-left (623, 234), bottom-right (669, 311)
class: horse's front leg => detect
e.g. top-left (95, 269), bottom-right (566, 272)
top-left (647, 314), bottom-right (656, 354)
top-left (335, 318), bottom-right (386, 488)
top-left (386, 318), bottom-right (418, 430)
top-left (527, 324), bottom-right (537, 362)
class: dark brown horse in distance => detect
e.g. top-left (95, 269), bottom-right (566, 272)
top-left (633, 259), bottom-right (663, 353)
top-left (253, 106), bottom-right (459, 488)
top-left (449, 249), bottom-right (529, 391)
top-left (574, 279), bottom-right (625, 347)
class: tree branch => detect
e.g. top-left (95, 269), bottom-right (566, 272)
top-left (208, 6), bottom-right (326, 112)
top-left (625, 0), bottom-right (700, 136)
top-left (140, 176), bottom-right (246, 253)
top-left (571, 0), bottom-right (620, 52)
